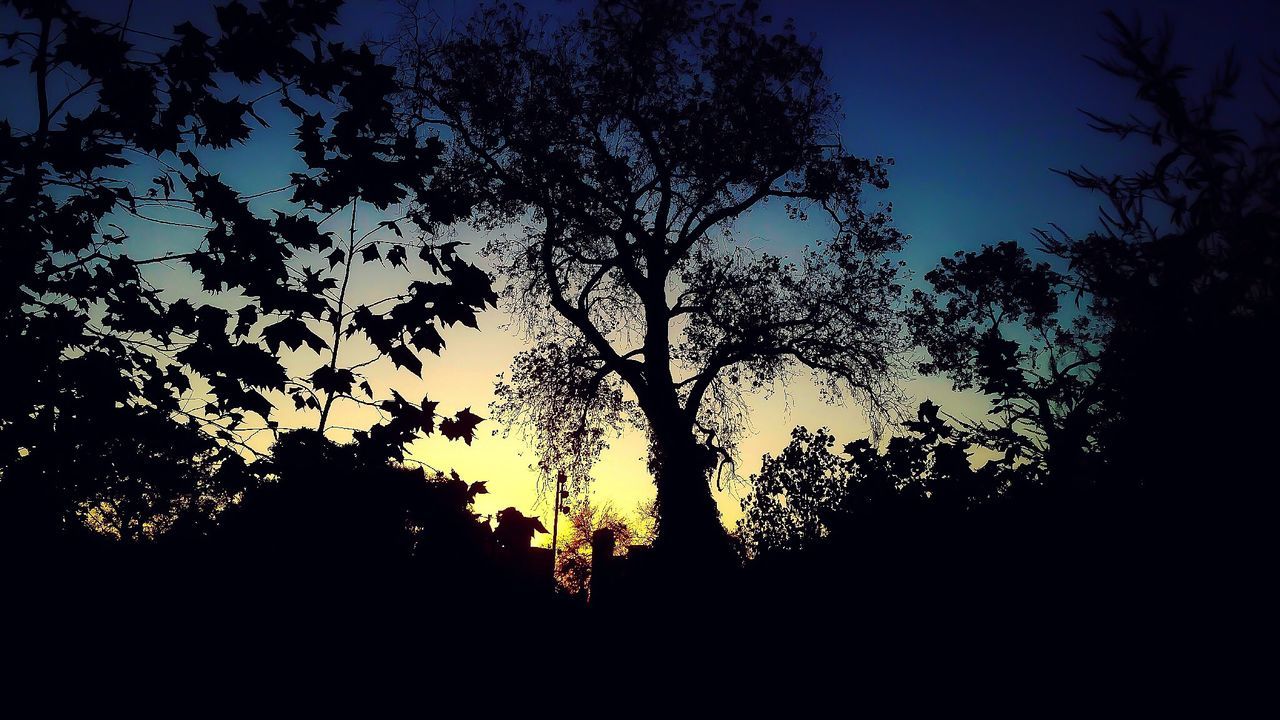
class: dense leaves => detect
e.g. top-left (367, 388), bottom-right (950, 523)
top-left (0, 0), bottom-right (493, 539)
top-left (214, 430), bottom-right (497, 568)
top-left (738, 401), bottom-right (1025, 558)
top-left (3, 1), bottom-right (1272, 643)
top-left (742, 12), bottom-right (1280, 569)
top-left (1, 0), bottom-right (350, 534)
top-left (1038, 12), bottom-right (1280, 503)
top-left (909, 241), bottom-right (1104, 483)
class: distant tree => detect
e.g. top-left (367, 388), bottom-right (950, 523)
top-left (493, 506), bottom-right (549, 552)
top-left (65, 405), bottom-right (248, 544)
top-left (1038, 13), bottom-right (1279, 501)
top-left (554, 501), bottom-right (636, 596)
top-left (909, 241), bottom-right (1105, 485)
top-left (214, 429), bottom-right (493, 569)
top-left (400, 0), bottom-right (908, 561)
top-left (738, 401), bottom-right (1024, 558)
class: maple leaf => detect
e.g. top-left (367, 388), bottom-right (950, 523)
top-left (387, 343), bottom-right (422, 376)
top-left (261, 317), bottom-right (329, 353)
top-left (440, 407), bottom-right (483, 445)
top-left (386, 244), bottom-right (407, 268)
top-left (421, 396), bottom-right (439, 435)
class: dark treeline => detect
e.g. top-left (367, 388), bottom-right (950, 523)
top-left (1, 0), bottom-right (1276, 658)
top-left (733, 12), bottom-right (1279, 651)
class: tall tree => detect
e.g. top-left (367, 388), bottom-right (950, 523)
top-left (1040, 13), bottom-right (1279, 503)
top-left (401, 0), bottom-right (908, 560)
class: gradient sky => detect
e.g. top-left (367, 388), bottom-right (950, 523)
top-left (7, 0), bottom-right (1276, 534)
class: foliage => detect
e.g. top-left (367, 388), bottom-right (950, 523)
top-left (738, 401), bottom-right (1025, 558)
top-left (1039, 12), bottom-right (1279, 495)
top-left (492, 340), bottom-right (635, 493)
top-left (743, 11), bottom-right (1280, 562)
top-left (493, 506), bottom-right (549, 551)
top-left (0, 0), bottom-right (492, 538)
top-left (909, 241), bottom-right (1104, 482)
top-left (553, 501), bottom-right (637, 596)
top-left (212, 429), bottom-right (494, 567)
top-left (66, 405), bottom-right (247, 543)
top-left (303, 208), bottom-right (497, 443)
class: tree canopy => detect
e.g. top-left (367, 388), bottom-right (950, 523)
top-left (400, 0), bottom-right (909, 559)
top-left (0, 0), bottom-right (493, 540)
top-left (909, 241), bottom-right (1105, 485)
top-left (1040, 12), bottom-right (1279, 503)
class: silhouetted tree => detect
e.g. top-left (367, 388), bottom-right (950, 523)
top-left (737, 13), bottom-right (1279, 626)
top-left (213, 429), bottom-right (492, 571)
top-left (553, 501), bottom-right (636, 597)
top-left (738, 401), bottom-right (1022, 558)
top-left (1, 0), bottom-right (334, 539)
top-left (1039, 13), bottom-right (1279, 507)
top-left (56, 405), bottom-right (248, 544)
top-left (909, 242), bottom-right (1104, 486)
top-left (400, 0), bottom-right (908, 562)
top-left (0, 0), bottom-right (491, 542)
top-left (152, 429), bottom-right (535, 619)
top-left (493, 507), bottom-right (549, 551)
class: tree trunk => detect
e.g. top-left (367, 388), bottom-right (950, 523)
top-left (646, 414), bottom-right (733, 568)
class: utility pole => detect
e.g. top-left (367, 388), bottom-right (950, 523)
top-left (549, 470), bottom-right (568, 589)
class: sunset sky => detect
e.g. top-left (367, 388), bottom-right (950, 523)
top-left (11, 0), bottom-right (1275, 535)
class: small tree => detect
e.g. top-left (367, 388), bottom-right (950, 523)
top-left (401, 0), bottom-right (908, 561)
top-left (909, 242), bottom-right (1105, 485)
top-left (553, 501), bottom-right (636, 597)
top-left (739, 401), bottom-right (1023, 559)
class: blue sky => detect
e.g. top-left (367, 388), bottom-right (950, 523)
top-left (341, 0), bottom-right (1278, 264)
